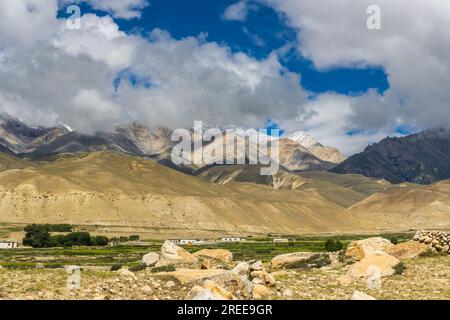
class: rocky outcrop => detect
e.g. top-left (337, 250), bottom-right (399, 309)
top-left (270, 252), bottom-right (331, 269)
top-left (142, 252), bottom-right (160, 267)
top-left (345, 237), bottom-right (394, 261)
top-left (158, 240), bottom-right (199, 265)
top-left (193, 249), bottom-right (233, 264)
top-left (413, 230), bottom-right (450, 254)
top-left (386, 240), bottom-right (431, 259)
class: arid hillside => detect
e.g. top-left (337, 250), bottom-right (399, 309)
top-left (0, 151), bottom-right (450, 236)
top-left (0, 152), bottom-right (361, 236)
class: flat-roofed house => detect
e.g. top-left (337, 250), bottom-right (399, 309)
top-left (0, 241), bottom-right (18, 249)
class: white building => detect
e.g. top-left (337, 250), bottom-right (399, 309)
top-left (273, 238), bottom-right (289, 243)
top-left (220, 237), bottom-right (245, 242)
top-left (169, 239), bottom-right (204, 245)
top-left (0, 241), bottom-right (18, 249)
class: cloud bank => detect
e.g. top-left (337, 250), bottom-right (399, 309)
top-left (1, 0), bottom-right (449, 155)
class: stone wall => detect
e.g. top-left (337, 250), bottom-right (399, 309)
top-left (413, 230), bottom-right (449, 254)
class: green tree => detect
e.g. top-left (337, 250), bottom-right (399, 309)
top-left (91, 236), bottom-right (109, 246)
top-left (23, 224), bottom-right (51, 248)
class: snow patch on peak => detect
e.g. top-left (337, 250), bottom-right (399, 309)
top-left (287, 131), bottom-right (321, 149)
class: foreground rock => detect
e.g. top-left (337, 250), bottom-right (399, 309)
top-left (252, 284), bottom-right (271, 299)
top-left (271, 252), bottom-right (331, 269)
top-left (193, 249), bottom-right (233, 264)
top-left (386, 240), bottom-right (431, 259)
top-left (158, 240), bottom-right (198, 265)
top-left (347, 251), bottom-right (400, 279)
top-left (413, 230), bottom-right (450, 254)
top-left (187, 280), bottom-right (236, 300)
top-left (345, 237), bottom-right (394, 261)
top-left (350, 291), bottom-right (376, 300)
top-left (142, 252), bottom-right (160, 267)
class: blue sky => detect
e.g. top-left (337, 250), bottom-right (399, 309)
top-left (61, 0), bottom-right (389, 96)
top-left (10, 0), bottom-right (446, 155)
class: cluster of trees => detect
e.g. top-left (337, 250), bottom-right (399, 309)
top-left (22, 224), bottom-right (109, 248)
top-left (324, 239), bottom-right (344, 252)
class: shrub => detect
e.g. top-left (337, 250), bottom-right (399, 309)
top-left (129, 235), bottom-right (140, 241)
top-left (324, 239), bottom-right (343, 252)
top-left (129, 264), bottom-right (147, 272)
top-left (394, 262), bottom-right (405, 275)
top-left (110, 264), bottom-right (122, 271)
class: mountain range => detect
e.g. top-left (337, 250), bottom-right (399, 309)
top-left (0, 113), bottom-right (344, 173)
top-left (331, 129), bottom-right (450, 184)
top-left (1, 113), bottom-right (450, 236)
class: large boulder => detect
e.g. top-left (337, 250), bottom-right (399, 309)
top-left (345, 237), bottom-right (394, 261)
top-left (187, 280), bottom-right (236, 300)
top-left (142, 252), bottom-right (160, 267)
top-left (252, 284), bottom-right (271, 299)
top-left (159, 240), bottom-right (198, 265)
top-left (250, 270), bottom-right (276, 287)
top-left (386, 240), bottom-right (431, 259)
top-left (232, 262), bottom-right (250, 276)
top-left (350, 291), bottom-right (376, 300)
top-left (347, 251), bottom-right (400, 279)
top-left (271, 252), bottom-right (330, 269)
top-left (193, 249), bottom-right (233, 263)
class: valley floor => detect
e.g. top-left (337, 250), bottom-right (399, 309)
top-left (0, 255), bottom-right (448, 300)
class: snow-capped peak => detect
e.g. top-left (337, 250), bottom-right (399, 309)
top-left (287, 131), bottom-right (321, 149)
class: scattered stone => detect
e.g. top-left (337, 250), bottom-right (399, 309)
top-left (142, 252), bottom-right (160, 267)
top-left (141, 286), bottom-right (153, 294)
top-left (193, 249), bottom-right (233, 263)
top-left (345, 237), bottom-right (394, 261)
top-left (282, 288), bottom-right (293, 297)
top-left (117, 269), bottom-right (136, 279)
top-left (200, 259), bottom-right (212, 270)
top-left (250, 270), bottom-right (276, 287)
top-left (250, 261), bottom-right (264, 271)
top-left (252, 284), bottom-right (271, 299)
top-left (165, 281), bottom-right (176, 288)
top-left (187, 280), bottom-right (236, 300)
top-left (350, 291), bottom-right (376, 300)
top-left (35, 263), bottom-right (44, 269)
top-left (232, 262), bottom-right (250, 276)
top-left (337, 275), bottom-right (353, 286)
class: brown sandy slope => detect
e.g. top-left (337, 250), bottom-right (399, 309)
top-left (0, 152), bottom-right (362, 236)
top-left (349, 181), bottom-right (450, 231)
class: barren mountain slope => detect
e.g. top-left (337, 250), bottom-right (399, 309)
top-left (296, 171), bottom-right (393, 208)
top-left (0, 151), bottom-right (362, 235)
top-left (197, 164), bottom-right (309, 190)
